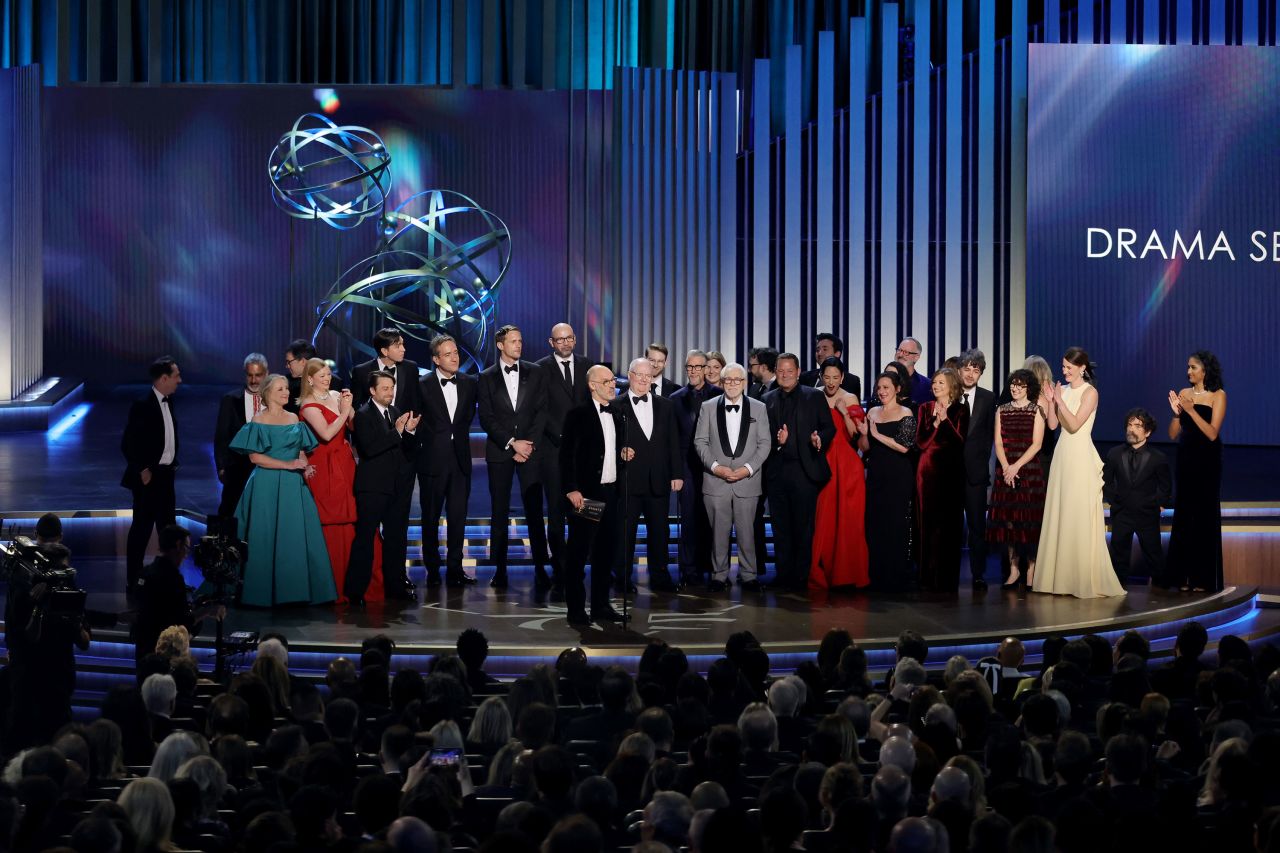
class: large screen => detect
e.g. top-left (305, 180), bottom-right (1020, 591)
top-left (1027, 45), bottom-right (1280, 445)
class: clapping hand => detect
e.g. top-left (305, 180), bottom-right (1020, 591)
top-left (1178, 389), bottom-right (1196, 410)
top-left (621, 447), bottom-right (636, 462)
top-left (1167, 390), bottom-right (1183, 415)
top-left (404, 412), bottom-right (422, 432)
top-left (338, 389), bottom-right (353, 412)
top-left (394, 412), bottom-right (412, 434)
top-left (1053, 382), bottom-right (1067, 403)
top-left (810, 430), bottom-right (822, 450)
top-left (776, 425), bottom-right (789, 445)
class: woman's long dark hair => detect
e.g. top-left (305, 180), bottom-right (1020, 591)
top-left (1192, 350), bottom-right (1224, 391)
top-left (1063, 347), bottom-right (1095, 384)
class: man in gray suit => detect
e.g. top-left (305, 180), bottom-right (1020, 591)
top-left (693, 362), bottom-right (772, 592)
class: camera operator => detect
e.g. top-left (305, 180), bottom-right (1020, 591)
top-left (132, 525), bottom-right (226, 666)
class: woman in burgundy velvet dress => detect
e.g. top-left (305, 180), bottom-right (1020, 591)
top-left (915, 368), bottom-right (968, 592)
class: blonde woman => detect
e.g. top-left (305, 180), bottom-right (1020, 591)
top-left (915, 368), bottom-right (968, 592)
top-left (229, 373), bottom-right (336, 606)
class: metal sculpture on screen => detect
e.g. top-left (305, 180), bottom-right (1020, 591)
top-left (268, 113), bottom-right (391, 230)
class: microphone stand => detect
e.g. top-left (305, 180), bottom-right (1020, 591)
top-left (618, 409), bottom-right (632, 631)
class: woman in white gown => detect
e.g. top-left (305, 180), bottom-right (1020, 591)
top-left (1033, 347), bottom-right (1126, 598)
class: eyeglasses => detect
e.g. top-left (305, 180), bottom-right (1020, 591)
top-left (685, 364), bottom-right (706, 371)
top-left (551, 335), bottom-right (576, 343)
top-left (896, 348), bottom-right (920, 357)
top-left (722, 377), bottom-right (746, 384)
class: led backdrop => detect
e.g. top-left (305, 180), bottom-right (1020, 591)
top-left (1027, 44), bottom-right (1280, 445)
top-left (41, 86), bottom-right (595, 384)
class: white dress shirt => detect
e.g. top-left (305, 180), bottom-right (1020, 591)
top-left (243, 389), bottom-right (262, 423)
top-left (598, 404), bottom-right (617, 484)
top-left (631, 393), bottom-right (654, 439)
top-left (372, 399), bottom-right (414, 434)
top-left (154, 387), bottom-right (175, 465)
top-left (558, 357), bottom-right (574, 385)
top-left (437, 370), bottom-right (459, 423)
top-left (713, 398), bottom-right (754, 475)
top-left (501, 360), bottom-right (520, 408)
top-left (651, 379), bottom-right (664, 397)
top-left (378, 359), bottom-right (402, 407)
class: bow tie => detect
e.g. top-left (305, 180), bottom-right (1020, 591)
top-left (383, 364), bottom-right (396, 374)
top-left (725, 404), bottom-right (739, 412)
top-left (440, 376), bottom-right (455, 386)
top-left (504, 364), bottom-right (519, 374)
top-left (599, 404), bottom-right (611, 413)
top-left (632, 395), bottom-right (648, 404)
top-left (161, 396), bottom-right (172, 404)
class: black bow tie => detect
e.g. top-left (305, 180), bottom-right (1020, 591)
top-left (161, 396), bottom-right (172, 404)
top-left (504, 364), bottom-right (519, 374)
top-left (440, 376), bottom-right (455, 386)
top-left (383, 364), bottom-right (396, 374)
top-left (632, 395), bottom-right (648, 404)
top-left (599, 404), bottom-right (610, 413)
top-left (725, 404), bottom-right (739, 412)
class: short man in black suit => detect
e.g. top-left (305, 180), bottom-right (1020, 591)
top-left (121, 356), bottom-right (183, 594)
top-left (958, 349), bottom-right (997, 590)
top-left (668, 349), bottom-right (723, 586)
top-left (534, 323), bottom-right (592, 593)
top-left (747, 347), bottom-right (778, 400)
top-left (560, 365), bottom-right (627, 626)
top-left (763, 353), bottom-right (835, 590)
top-left (350, 327), bottom-right (423, 414)
top-left (417, 334), bottom-right (478, 588)
top-left (477, 324), bottom-right (550, 590)
top-left (1103, 408), bottom-right (1172, 585)
top-left (610, 357), bottom-right (684, 592)
top-left (347, 370), bottom-right (421, 606)
top-left (645, 343), bottom-right (682, 398)
top-left (283, 339), bottom-right (316, 415)
top-left (213, 353), bottom-right (268, 518)
top-left (799, 333), bottom-right (861, 400)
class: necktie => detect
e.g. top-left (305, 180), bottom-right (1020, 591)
top-left (562, 360), bottom-right (572, 385)
top-left (505, 364), bottom-right (519, 374)
top-left (440, 377), bottom-right (455, 386)
top-left (725, 404), bottom-right (740, 412)
top-left (963, 392), bottom-right (970, 411)
top-left (384, 409), bottom-right (394, 429)
top-left (633, 395), bottom-right (648, 404)
top-left (1129, 448), bottom-right (1140, 476)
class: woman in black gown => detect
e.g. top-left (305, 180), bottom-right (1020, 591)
top-left (859, 372), bottom-right (918, 592)
top-left (1165, 350), bottom-right (1227, 592)
top-left (915, 368), bottom-right (968, 592)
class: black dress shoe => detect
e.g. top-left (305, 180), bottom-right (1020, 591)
top-left (490, 571), bottom-right (509, 589)
top-left (740, 579), bottom-right (763, 591)
top-left (649, 578), bottom-right (678, 593)
top-left (425, 574), bottom-right (442, 588)
top-left (592, 606), bottom-right (624, 622)
top-left (446, 574), bottom-right (476, 587)
top-left (567, 611), bottom-right (591, 627)
top-left (972, 578), bottom-right (989, 591)
top-left (386, 588), bottom-right (418, 602)
top-left (707, 579), bottom-right (728, 592)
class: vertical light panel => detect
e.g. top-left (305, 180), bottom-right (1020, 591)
top-left (1111, 0), bottom-right (1127, 42)
top-left (783, 44), bottom-right (802, 354)
top-left (1244, 0), bottom-right (1258, 44)
top-left (1009, 0), bottom-right (1028, 367)
top-left (847, 17), bottom-right (868, 359)
top-left (672, 70), bottom-right (687, 354)
top-left (616, 67), bottom-right (633, 364)
top-left (0, 67), bottom-right (42, 399)
top-left (1143, 0), bottom-right (1160, 43)
top-left (1177, 0), bottom-right (1192, 43)
top-left (752, 58), bottom-right (770, 348)
top-left (1079, 0), bottom-right (1095, 43)
top-left (688, 70), bottom-right (702, 347)
top-left (815, 31), bottom-right (834, 332)
top-left (943, 0), bottom-right (962, 361)
top-left (1211, 0), bottom-right (1226, 43)
top-left (911, 0), bottom-right (931, 343)
top-left (716, 74), bottom-right (737, 357)
top-left (879, 3), bottom-right (899, 369)
top-left (1046, 0), bottom-right (1060, 43)
top-left (976, 0), bottom-right (996, 384)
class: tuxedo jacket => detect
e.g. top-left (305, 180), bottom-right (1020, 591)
top-left (477, 360), bottom-right (549, 464)
top-left (694, 396), bottom-right (772, 499)
top-left (962, 386), bottom-right (997, 485)
top-left (417, 371), bottom-right (478, 474)
top-left (748, 378), bottom-right (775, 401)
top-left (1103, 444), bottom-right (1172, 516)
top-left (214, 390), bottom-right (251, 474)
top-left (799, 369), bottom-right (862, 401)
top-left (534, 353), bottom-right (592, 448)
top-left (560, 401), bottom-right (624, 501)
top-left (607, 392), bottom-right (683, 497)
top-left (669, 383), bottom-right (724, 472)
top-left (121, 390), bottom-right (177, 489)
top-left (763, 385), bottom-right (835, 487)
top-left (351, 358), bottom-right (423, 414)
top-left (351, 401), bottom-right (419, 495)
top-left (651, 376), bottom-right (681, 398)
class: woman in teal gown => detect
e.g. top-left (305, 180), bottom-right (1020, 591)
top-left (230, 373), bottom-right (337, 607)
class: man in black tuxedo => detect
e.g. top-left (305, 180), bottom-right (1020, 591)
top-left (347, 370), bottom-right (421, 606)
top-left (283, 339), bottom-right (315, 414)
top-left (121, 356), bottom-right (183, 594)
top-left (958, 349), bottom-right (997, 590)
top-left (213, 353), bottom-right (268, 518)
top-left (645, 343), bottom-right (681, 398)
top-left (133, 525), bottom-right (224, 666)
top-left (747, 347), bottom-right (778, 400)
top-left (350, 327), bottom-right (423, 414)
top-left (763, 353), bottom-right (835, 590)
top-left (534, 323), bottom-right (592, 593)
top-left (799, 333), bottom-right (861, 400)
top-left (417, 334), bottom-right (478, 588)
top-left (668, 349), bottom-right (722, 586)
top-left (477, 324), bottom-right (550, 590)
top-left (610, 357), bottom-right (684, 592)
top-left (1103, 408), bottom-right (1172, 585)
top-left (560, 365), bottom-right (627, 626)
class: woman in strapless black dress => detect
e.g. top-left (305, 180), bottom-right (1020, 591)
top-left (1165, 350), bottom-right (1227, 592)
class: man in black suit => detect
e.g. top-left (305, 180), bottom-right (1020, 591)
top-left (213, 353), bottom-right (268, 518)
top-left (283, 339), bottom-right (315, 414)
top-left (668, 349), bottom-right (722, 586)
top-left (747, 346), bottom-right (778, 400)
top-left (477, 324), bottom-right (550, 590)
top-left (645, 343), bottom-right (682, 398)
top-left (1103, 408), bottom-right (1172, 585)
top-left (350, 328), bottom-right (423, 414)
top-left (958, 349), bottom-right (996, 590)
top-left (610, 357), bottom-right (684, 592)
top-left (121, 356), bottom-right (183, 594)
top-left (560, 365), bottom-right (626, 625)
top-left (763, 353), bottom-right (835, 590)
top-left (133, 525), bottom-right (224, 666)
top-left (417, 334), bottom-right (478, 588)
top-left (799, 333), bottom-right (861, 399)
top-left (347, 370), bottom-right (421, 606)
top-left (534, 323), bottom-right (592, 594)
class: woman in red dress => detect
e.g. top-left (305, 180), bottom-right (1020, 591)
top-left (298, 358), bottom-right (382, 602)
top-left (809, 357), bottom-right (870, 590)
top-left (915, 368), bottom-right (968, 592)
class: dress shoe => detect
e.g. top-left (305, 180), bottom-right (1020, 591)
top-left (446, 574), bottom-right (476, 587)
top-left (386, 588), bottom-right (418, 602)
top-left (707, 579), bottom-right (728, 592)
top-left (972, 578), bottom-right (989, 592)
top-left (347, 595), bottom-right (366, 608)
top-left (649, 577), bottom-right (678, 593)
top-left (425, 573), bottom-right (442, 588)
top-left (490, 571), bottom-right (509, 589)
top-left (592, 606), bottom-right (624, 623)
top-left (567, 611), bottom-right (591, 627)
top-left (739, 579), bottom-right (763, 592)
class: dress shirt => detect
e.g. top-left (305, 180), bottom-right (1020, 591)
top-left (153, 387), bottom-right (176, 465)
top-left (501, 359), bottom-right (520, 408)
top-left (714, 398), bottom-right (754, 476)
top-left (437, 370), bottom-right (459, 423)
top-left (373, 400), bottom-right (414, 434)
top-left (243, 389), bottom-right (262, 423)
top-left (598, 404), bottom-right (618, 484)
top-left (632, 394), bottom-right (653, 439)
top-left (378, 359), bottom-right (402, 406)
top-left (652, 380), bottom-right (664, 397)
top-left (559, 358), bottom-right (574, 386)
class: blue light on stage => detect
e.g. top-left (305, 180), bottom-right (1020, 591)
top-left (46, 403), bottom-right (91, 442)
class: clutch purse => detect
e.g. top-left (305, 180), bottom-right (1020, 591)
top-left (571, 498), bottom-right (607, 522)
